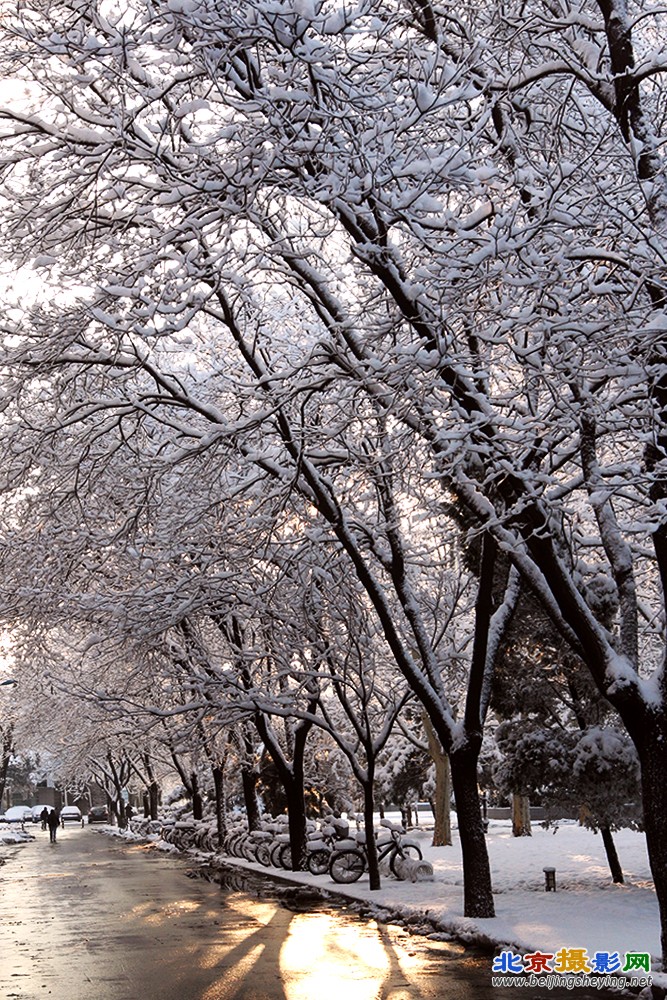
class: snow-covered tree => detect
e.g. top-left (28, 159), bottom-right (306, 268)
top-left (495, 724), bottom-right (641, 883)
top-left (1, 0), bottom-right (667, 949)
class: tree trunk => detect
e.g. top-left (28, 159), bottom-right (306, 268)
top-left (139, 755), bottom-right (160, 821)
top-left (253, 711), bottom-right (311, 871)
top-left (0, 725), bottom-right (12, 806)
top-left (286, 733), bottom-right (311, 871)
top-left (149, 781), bottom-right (159, 821)
top-left (191, 772), bottom-right (203, 821)
top-left (636, 717), bottom-right (667, 972)
top-left (242, 766), bottom-right (261, 832)
top-left (423, 713), bottom-right (452, 846)
top-left (512, 793), bottom-right (532, 837)
top-left (450, 742), bottom-right (495, 918)
top-left (284, 776), bottom-right (308, 871)
top-left (363, 767), bottom-right (380, 891)
top-left (212, 764), bottom-right (226, 850)
top-left (599, 825), bottom-right (624, 884)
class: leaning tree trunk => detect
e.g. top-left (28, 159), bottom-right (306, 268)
top-left (449, 741), bottom-right (495, 918)
top-left (599, 826), bottom-right (624, 884)
top-left (240, 724), bottom-right (261, 832)
top-left (140, 755), bottom-right (160, 820)
top-left (286, 733), bottom-right (311, 871)
top-left (423, 713), bottom-right (452, 847)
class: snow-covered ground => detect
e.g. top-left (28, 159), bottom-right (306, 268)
top-left (45, 816), bottom-right (664, 991)
top-left (177, 819), bottom-right (662, 984)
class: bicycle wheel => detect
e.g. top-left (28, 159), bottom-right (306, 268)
top-left (307, 849), bottom-right (331, 875)
top-left (256, 842), bottom-right (272, 867)
top-left (229, 833), bottom-right (245, 857)
top-left (269, 843), bottom-right (285, 868)
top-left (389, 843), bottom-right (423, 878)
top-left (329, 849), bottom-right (366, 884)
top-left (241, 838), bottom-right (258, 862)
top-left (277, 843), bottom-right (293, 870)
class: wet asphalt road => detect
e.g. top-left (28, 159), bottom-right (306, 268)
top-left (0, 825), bottom-right (623, 1000)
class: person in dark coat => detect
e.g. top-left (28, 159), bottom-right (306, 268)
top-left (47, 808), bottom-right (59, 843)
top-left (40, 807), bottom-right (49, 831)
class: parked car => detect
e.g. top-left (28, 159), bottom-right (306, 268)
top-left (60, 805), bottom-right (83, 825)
top-left (3, 805), bottom-right (33, 824)
top-left (31, 804), bottom-right (52, 823)
top-left (87, 805), bottom-right (110, 824)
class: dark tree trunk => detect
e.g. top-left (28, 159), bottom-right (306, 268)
top-left (149, 781), bottom-right (159, 821)
top-left (599, 826), bottom-right (624, 884)
top-left (286, 737), bottom-right (309, 870)
top-left (450, 742), bottom-right (495, 918)
top-left (636, 716), bottom-right (667, 972)
top-left (212, 764), bottom-right (226, 850)
top-left (284, 775), bottom-right (308, 870)
top-left (253, 709), bottom-right (312, 871)
top-left (363, 765), bottom-right (380, 890)
top-left (241, 766), bottom-right (261, 832)
top-left (191, 772), bottom-right (203, 821)
top-left (138, 755), bottom-right (160, 821)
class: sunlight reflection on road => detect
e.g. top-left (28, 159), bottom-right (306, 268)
top-left (280, 911), bottom-right (405, 1000)
top-left (192, 895), bottom-right (425, 1000)
top-left (200, 942), bottom-right (265, 1000)
top-left (1, 834), bottom-right (621, 1000)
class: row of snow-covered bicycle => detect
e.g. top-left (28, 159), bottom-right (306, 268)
top-left (152, 810), bottom-right (431, 884)
top-left (220, 813), bottom-right (428, 884)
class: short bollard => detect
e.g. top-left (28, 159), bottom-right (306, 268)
top-left (543, 867), bottom-right (557, 891)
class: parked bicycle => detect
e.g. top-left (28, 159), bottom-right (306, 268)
top-left (306, 815), bottom-right (351, 875)
top-left (329, 819), bottom-right (422, 883)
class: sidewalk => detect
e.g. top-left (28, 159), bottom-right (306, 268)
top-left (137, 819), bottom-right (663, 991)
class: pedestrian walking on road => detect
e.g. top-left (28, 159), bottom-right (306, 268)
top-left (47, 808), bottom-right (59, 843)
top-left (40, 807), bottom-right (49, 831)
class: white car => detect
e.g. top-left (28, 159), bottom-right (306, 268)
top-left (31, 804), bottom-right (52, 823)
top-left (3, 805), bottom-right (33, 824)
top-left (60, 805), bottom-right (83, 825)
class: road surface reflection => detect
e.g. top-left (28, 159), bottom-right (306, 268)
top-left (0, 828), bottom-right (622, 1000)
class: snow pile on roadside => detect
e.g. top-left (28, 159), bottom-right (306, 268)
top-left (0, 827), bottom-right (34, 845)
